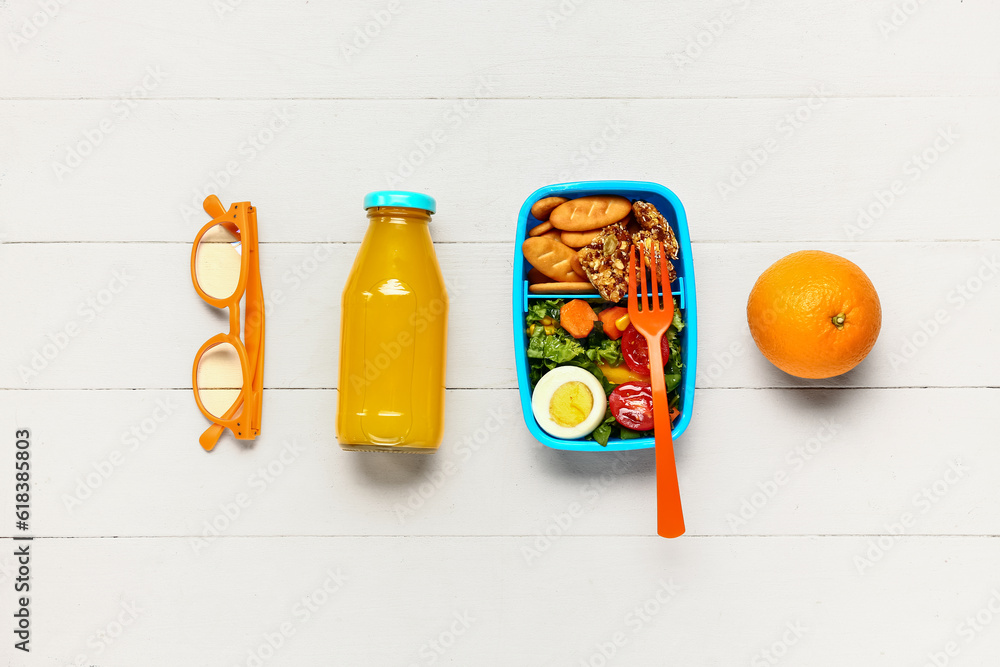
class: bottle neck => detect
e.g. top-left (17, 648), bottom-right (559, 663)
top-left (366, 206), bottom-right (432, 226)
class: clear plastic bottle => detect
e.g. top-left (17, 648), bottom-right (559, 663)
top-left (337, 191), bottom-right (448, 452)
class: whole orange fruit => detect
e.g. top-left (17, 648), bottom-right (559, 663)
top-left (746, 250), bottom-right (881, 379)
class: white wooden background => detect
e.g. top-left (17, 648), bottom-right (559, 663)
top-left (1, 1), bottom-right (998, 665)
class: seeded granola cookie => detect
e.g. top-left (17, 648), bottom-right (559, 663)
top-left (631, 200), bottom-right (679, 284)
top-left (577, 222), bottom-right (631, 303)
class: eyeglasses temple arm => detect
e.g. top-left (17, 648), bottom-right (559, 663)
top-left (245, 206), bottom-right (265, 435)
top-left (202, 195), bottom-right (241, 237)
top-left (199, 394), bottom-right (245, 451)
top-left (199, 424), bottom-right (224, 451)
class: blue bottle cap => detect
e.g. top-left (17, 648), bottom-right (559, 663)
top-left (363, 190), bottom-right (436, 214)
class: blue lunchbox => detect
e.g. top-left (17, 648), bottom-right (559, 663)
top-left (512, 180), bottom-right (697, 452)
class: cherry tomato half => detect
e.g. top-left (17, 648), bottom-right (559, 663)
top-left (609, 381), bottom-right (655, 431)
top-left (620, 324), bottom-right (671, 375)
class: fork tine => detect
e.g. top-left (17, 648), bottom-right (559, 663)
top-left (658, 241), bottom-right (672, 312)
top-left (638, 242), bottom-right (648, 312)
top-left (648, 241), bottom-right (660, 311)
top-left (628, 246), bottom-right (638, 314)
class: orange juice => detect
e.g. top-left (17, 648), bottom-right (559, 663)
top-left (337, 192), bottom-right (448, 452)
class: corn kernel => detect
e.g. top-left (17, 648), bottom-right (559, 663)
top-left (615, 314), bottom-right (630, 331)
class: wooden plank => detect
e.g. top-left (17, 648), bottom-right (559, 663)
top-left (0, 241), bottom-right (997, 390)
top-left (0, 97), bottom-right (995, 243)
top-left (5, 534), bottom-right (1000, 665)
top-left (2, 386), bottom-right (995, 538)
top-left (0, 0), bottom-right (995, 99)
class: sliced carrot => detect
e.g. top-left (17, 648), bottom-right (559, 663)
top-left (559, 299), bottom-right (598, 339)
top-left (669, 407), bottom-right (681, 424)
top-left (598, 306), bottom-right (628, 340)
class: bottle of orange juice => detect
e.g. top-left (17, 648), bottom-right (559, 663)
top-left (337, 191), bottom-right (448, 452)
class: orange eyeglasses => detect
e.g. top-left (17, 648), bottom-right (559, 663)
top-left (191, 195), bottom-right (265, 451)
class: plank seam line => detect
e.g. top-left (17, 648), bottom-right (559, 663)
top-left (0, 94), bottom-right (995, 102)
top-left (3, 534), bottom-right (999, 540)
top-left (1, 386), bottom-right (998, 392)
top-left (2, 239), bottom-right (999, 246)
top-left (1, 386), bottom-right (998, 391)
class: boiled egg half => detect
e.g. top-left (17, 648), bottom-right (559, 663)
top-left (531, 366), bottom-right (607, 439)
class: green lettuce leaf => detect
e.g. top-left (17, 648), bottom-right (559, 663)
top-left (526, 326), bottom-right (583, 364)
top-left (590, 409), bottom-right (617, 447)
top-left (584, 337), bottom-right (623, 367)
top-left (526, 299), bottom-right (564, 326)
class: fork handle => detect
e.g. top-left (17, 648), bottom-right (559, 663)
top-left (647, 334), bottom-right (686, 538)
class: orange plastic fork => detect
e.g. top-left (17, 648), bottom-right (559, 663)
top-left (627, 242), bottom-right (685, 538)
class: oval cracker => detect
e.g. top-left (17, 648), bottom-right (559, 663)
top-left (561, 229), bottom-right (602, 248)
top-left (522, 236), bottom-right (583, 283)
top-left (528, 221), bottom-right (554, 237)
top-left (549, 195), bottom-right (632, 231)
top-left (530, 197), bottom-right (569, 222)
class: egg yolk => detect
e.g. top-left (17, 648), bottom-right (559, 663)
top-left (548, 381), bottom-right (594, 428)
